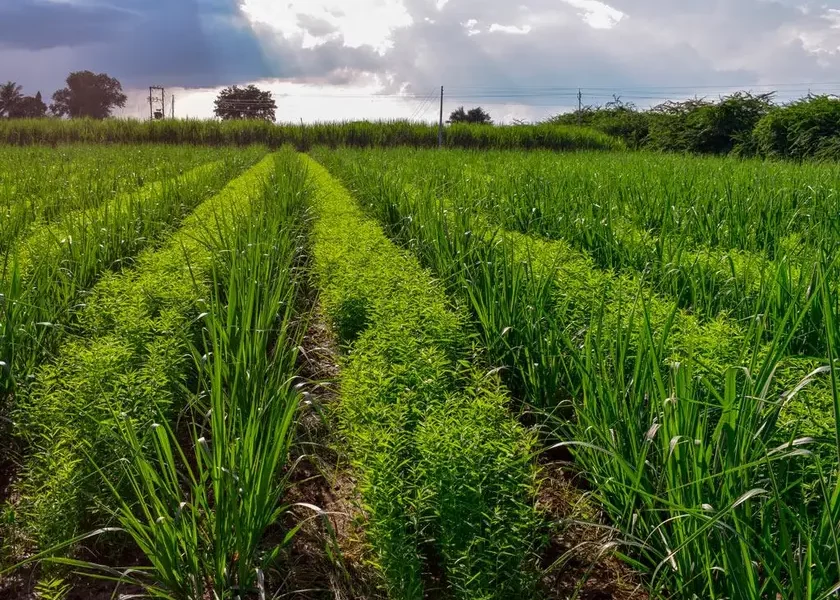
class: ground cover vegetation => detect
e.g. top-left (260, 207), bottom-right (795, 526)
top-left (313, 146), bottom-right (840, 599)
top-left (4, 134), bottom-right (840, 600)
top-left (0, 146), bottom-right (264, 401)
top-left (1, 149), bottom-right (316, 599)
top-left (305, 156), bottom-right (538, 599)
top-left (550, 92), bottom-right (840, 161)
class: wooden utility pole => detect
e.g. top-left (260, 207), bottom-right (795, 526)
top-left (438, 86), bottom-right (444, 148)
top-left (578, 88), bottom-right (582, 125)
top-left (171, 95), bottom-right (175, 119)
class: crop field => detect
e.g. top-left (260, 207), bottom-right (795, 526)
top-left (1, 142), bottom-right (840, 600)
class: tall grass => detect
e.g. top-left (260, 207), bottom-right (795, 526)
top-left (0, 117), bottom-right (621, 152)
top-left (0, 147), bottom-right (264, 398)
top-left (313, 146), bottom-right (840, 597)
top-left (6, 156), bottom-right (278, 559)
top-left (86, 150), bottom-right (311, 598)
top-left (0, 145), bottom-right (220, 252)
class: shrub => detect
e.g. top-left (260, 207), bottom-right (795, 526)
top-left (753, 95), bottom-right (840, 161)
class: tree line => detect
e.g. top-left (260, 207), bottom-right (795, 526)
top-left (0, 71), bottom-right (127, 119)
top-left (548, 92), bottom-right (840, 161)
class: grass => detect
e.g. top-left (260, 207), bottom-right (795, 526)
top-left (0, 117), bottom-right (622, 152)
top-left (5, 154), bottom-right (279, 563)
top-left (313, 146), bottom-right (840, 598)
top-left (4, 140), bottom-right (840, 599)
top-left (84, 149), bottom-right (312, 598)
top-left (0, 146), bottom-right (264, 398)
top-left (0, 145), bottom-right (220, 253)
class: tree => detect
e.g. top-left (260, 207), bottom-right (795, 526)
top-left (9, 92), bottom-right (47, 118)
top-left (50, 71), bottom-right (127, 119)
top-left (214, 85), bottom-right (277, 121)
top-left (0, 81), bottom-right (23, 118)
top-left (448, 105), bottom-right (492, 125)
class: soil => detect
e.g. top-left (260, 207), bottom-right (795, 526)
top-left (274, 305), bottom-right (384, 599)
top-left (536, 460), bottom-right (648, 600)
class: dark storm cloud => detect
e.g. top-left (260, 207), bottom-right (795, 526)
top-left (0, 0), bottom-right (270, 88)
top-left (0, 1), bottom-right (129, 50)
top-left (0, 0), bottom-right (388, 93)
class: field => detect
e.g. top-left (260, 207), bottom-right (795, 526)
top-left (1, 141), bottom-right (840, 600)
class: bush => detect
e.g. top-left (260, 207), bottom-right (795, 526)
top-left (548, 101), bottom-right (651, 149)
top-left (753, 95), bottom-right (840, 161)
top-left (646, 92), bottom-right (774, 155)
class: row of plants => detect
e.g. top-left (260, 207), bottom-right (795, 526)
top-left (451, 153), bottom-right (834, 354)
top-left (314, 147), bottom-right (840, 598)
top-left (456, 149), bottom-right (839, 257)
top-left (304, 156), bottom-right (539, 599)
top-left (549, 92), bottom-right (840, 161)
top-left (337, 148), bottom-right (839, 353)
top-left (0, 147), bottom-right (265, 398)
top-left (4, 150), bottom-right (313, 599)
top-left (0, 117), bottom-right (621, 152)
top-left (0, 145), bottom-right (220, 252)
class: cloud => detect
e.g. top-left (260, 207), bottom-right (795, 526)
top-left (0, 1), bottom-right (128, 50)
top-left (560, 0), bottom-right (625, 29)
top-left (488, 24), bottom-right (532, 35)
top-left (2, 0), bottom-right (840, 122)
top-left (296, 13), bottom-right (340, 38)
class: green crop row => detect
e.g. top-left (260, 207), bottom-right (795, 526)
top-left (6, 155), bottom-right (279, 559)
top-left (0, 117), bottom-right (621, 152)
top-left (0, 145), bottom-right (221, 253)
top-left (92, 149), bottom-right (312, 598)
top-left (304, 155), bottom-right (539, 599)
top-left (313, 147), bottom-right (840, 598)
top-left (0, 147), bottom-right (265, 397)
top-left (449, 155), bottom-right (834, 355)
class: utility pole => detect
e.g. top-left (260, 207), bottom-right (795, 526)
top-left (148, 86), bottom-right (165, 120)
top-left (577, 88), bottom-right (582, 125)
top-left (171, 95), bottom-right (175, 119)
top-left (438, 86), bottom-right (444, 148)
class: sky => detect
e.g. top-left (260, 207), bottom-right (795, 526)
top-left (0, 0), bottom-right (839, 123)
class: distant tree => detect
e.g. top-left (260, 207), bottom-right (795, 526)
top-left (8, 91), bottom-right (47, 118)
top-left (50, 71), bottom-right (127, 119)
top-left (0, 81), bottom-right (23, 118)
top-left (214, 85), bottom-right (277, 121)
top-left (448, 105), bottom-right (492, 125)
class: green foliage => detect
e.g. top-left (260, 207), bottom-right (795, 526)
top-left (306, 156), bottom-right (538, 599)
top-left (214, 84), bottom-right (277, 122)
top-left (0, 144), bottom-right (221, 252)
top-left (0, 117), bottom-right (622, 152)
top-left (0, 81), bottom-right (23, 118)
top-left (49, 71), bottom-right (127, 119)
top-left (94, 150), bottom-right (310, 598)
top-left (33, 576), bottom-right (71, 600)
top-left (10, 156), bottom-right (279, 558)
top-left (0, 146), bottom-right (264, 397)
top-left (753, 95), bottom-right (840, 161)
top-left (549, 91), bottom-right (840, 161)
top-left (314, 146), bottom-right (840, 598)
top-left (548, 99), bottom-right (651, 149)
top-left (448, 106), bottom-right (493, 125)
top-left (646, 92), bottom-right (774, 155)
